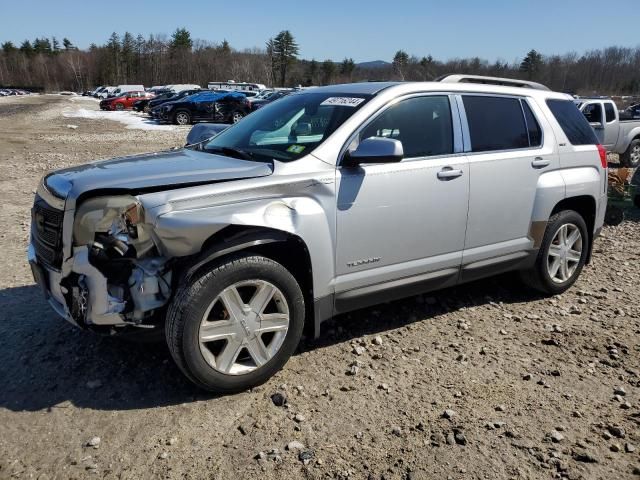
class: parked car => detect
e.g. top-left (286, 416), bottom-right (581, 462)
top-left (250, 90), bottom-right (292, 110)
top-left (166, 84), bottom-right (202, 92)
top-left (147, 89), bottom-right (203, 116)
top-left (28, 76), bottom-right (607, 392)
top-left (100, 91), bottom-right (154, 111)
top-left (575, 98), bottom-right (640, 167)
top-left (96, 87), bottom-right (117, 99)
top-left (108, 85), bottom-right (145, 98)
top-left (133, 91), bottom-right (175, 112)
top-left (159, 91), bottom-right (250, 125)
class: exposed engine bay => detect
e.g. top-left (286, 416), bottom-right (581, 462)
top-left (61, 195), bottom-right (172, 330)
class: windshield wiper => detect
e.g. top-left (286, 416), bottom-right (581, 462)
top-left (205, 146), bottom-right (255, 160)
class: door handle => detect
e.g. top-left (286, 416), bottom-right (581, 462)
top-left (531, 157), bottom-right (550, 168)
top-left (437, 167), bottom-right (463, 180)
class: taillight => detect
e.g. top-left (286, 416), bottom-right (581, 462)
top-left (597, 144), bottom-right (607, 169)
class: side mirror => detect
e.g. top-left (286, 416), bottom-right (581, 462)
top-left (185, 123), bottom-right (229, 146)
top-left (590, 121), bottom-right (604, 130)
top-left (343, 137), bottom-right (404, 167)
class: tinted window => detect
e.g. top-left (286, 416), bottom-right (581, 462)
top-left (463, 96), bottom-right (528, 152)
top-left (582, 103), bottom-right (602, 123)
top-left (605, 102), bottom-right (616, 123)
top-left (360, 96), bottom-right (453, 158)
top-left (522, 100), bottom-right (542, 147)
top-left (546, 99), bottom-right (598, 145)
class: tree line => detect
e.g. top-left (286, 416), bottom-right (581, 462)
top-left (1, 28), bottom-right (639, 96)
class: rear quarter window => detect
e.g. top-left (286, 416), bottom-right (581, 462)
top-left (546, 99), bottom-right (598, 145)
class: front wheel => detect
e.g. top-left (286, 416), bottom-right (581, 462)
top-left (621, 139), bottom-right (640, 168)
top-left (166, 255), bottom-right (305, 393)
top-left (520, 210), bottom-right (589, 295)
top-left (174, 110), bottom-right (191, 125)
top-left (114, 103), bottom-right (124, 111)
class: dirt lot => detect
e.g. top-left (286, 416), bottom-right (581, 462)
top-left (0, 95), bottom-right (639, 480)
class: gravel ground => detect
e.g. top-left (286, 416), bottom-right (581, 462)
top-left (0, 95), bottom-right (639, 480)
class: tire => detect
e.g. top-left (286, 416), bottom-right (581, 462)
top-left (231, 111), bottom-right (244, 123)
top-left (621, 138), bottom-right (640, 168)
top-left (115, 103), bottom-right (124, 111)
top-left (520, 210), bottom-right (589, 295)
top-left (173, 110), bottom-right (191, 125)
top-left (166, 255), bottom-right (305, 393)
top-left (605, 205), bottom-right (624, 226)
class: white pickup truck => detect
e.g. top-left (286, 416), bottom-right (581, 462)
top-left (575, 98), bottom-right (640, 167)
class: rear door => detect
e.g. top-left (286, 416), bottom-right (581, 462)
top-left (459, 94), bottom-right (558, 281)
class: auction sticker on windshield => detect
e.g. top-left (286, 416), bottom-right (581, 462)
top-left (320, 97), bottom-right (365, 107)
top-left (286, 145), bottom-right (306, 154)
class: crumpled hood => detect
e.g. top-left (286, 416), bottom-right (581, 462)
top-left (45, 148), bottom-right (273, 205)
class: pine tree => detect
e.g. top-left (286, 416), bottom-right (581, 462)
top-left (52, 37), bottom-right (61, 54)
top-left (170, 28), bottom-right (193, 51)
top-left (219, 39), bottom-right (231, 55)
top-left (340, 58), bottom-right (355, 80)
top-left (62, 38), bottom-right (74, 50)
top-left (270, 30), bottom-right (299, 87)
top-left (520, 49), bottom-right (544, 79)
top-left (1, 41), bottom-right (17, 54)
top-left (20, 40), bottom-right (34, 57)
top-left (321, 59), bottom-right (335, 85)
top-left (393, 50), bottom-right (409, 80)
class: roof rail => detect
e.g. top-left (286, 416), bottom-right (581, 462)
top-left (436, 74), bottom-right (550, 91)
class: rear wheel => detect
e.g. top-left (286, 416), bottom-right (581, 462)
top-left (520, 210), bottom-right (589, 295)
top-left (621, 139), bottom-right (640, 168)
top-left (174, 110), bottom-right (191, 125)
top-left (115, 103), bottom-right (124, 111)
top-left (232, 111), bottom-right (244, 123)
top-left (166, 255), bottom-right (305, 393)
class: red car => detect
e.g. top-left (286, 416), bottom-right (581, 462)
top-left (100, 91), bottom-right (154, 111)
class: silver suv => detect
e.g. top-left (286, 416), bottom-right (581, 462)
top-left (29, 76), bottom-right (607, 392)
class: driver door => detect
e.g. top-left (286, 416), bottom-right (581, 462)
top-left (334, 94), bottom-right (469, 312)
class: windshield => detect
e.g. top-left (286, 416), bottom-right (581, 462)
top-left (204, 91), bottom-right (372, 162)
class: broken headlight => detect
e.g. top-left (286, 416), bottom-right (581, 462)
top-left (73, 195), bottom-right (153, 257)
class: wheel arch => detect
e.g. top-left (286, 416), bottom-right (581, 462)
top-left (550, 195), bottom-right (597, 263)
top-left (180, 225), bottom-right (316, 337)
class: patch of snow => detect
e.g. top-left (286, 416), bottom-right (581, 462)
top-left (62, 108), bottom-right (177, 131)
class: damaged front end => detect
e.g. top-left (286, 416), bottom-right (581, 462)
top-left (31, 193), bottom-right (173, 334)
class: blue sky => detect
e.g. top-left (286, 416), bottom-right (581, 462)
top-left (1, 0), bottom-right (638, 63)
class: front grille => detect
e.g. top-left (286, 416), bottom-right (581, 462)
top-left (32, 195), bottom-right (64, 269)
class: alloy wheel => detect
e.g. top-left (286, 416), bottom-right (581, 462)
top-left (546, 223), bottom-right (583, 283)
top-left (198, 280), bottom-right (290, 375)
top-left (175, 112), bottom-right (189, 125)
top-left (232, 112), bottom-right (244, 123)
top-left (631, 145), bottom-right (640, 165)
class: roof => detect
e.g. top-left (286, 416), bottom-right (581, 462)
top-left (301, 81), bottom-right (569, 100)
top-left (306, 82), bottom-right (401, 95)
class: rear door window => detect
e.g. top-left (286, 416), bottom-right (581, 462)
top-left (359, 95), bottom-right (453, 158)
top-left (546, 99), bottom-right (598, 145)
top-left (462, 96), bottom-right (529, 152)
